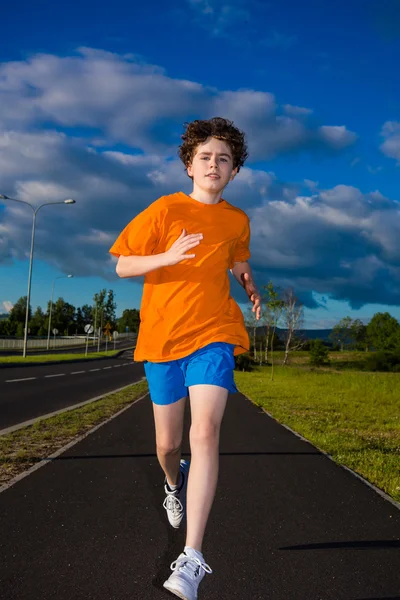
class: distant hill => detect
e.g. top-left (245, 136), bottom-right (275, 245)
top-left (254, 326), bottom-right (332, 342)
top-left (0, 313), bottom-right (9, 321)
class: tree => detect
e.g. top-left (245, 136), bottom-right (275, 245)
top-left (49, 298), bottom-right (76, 336)
top-left (281, 287), bottom-right (305, 365)
top-left (93, 289), bottom-right (117, 333)
top-left (244, 306), bottom-right (258, 360)
top-left (366, 312), bottom-right (400, 351)
top-left (309, 339), bottom-right (330, 367)
top-left (76, 304), bottom-right (94, 334)
top-left (29, 307), bottom-right (46, 336)
top-left (350, 319), bottom-right (368, 351)
top-left (104, 289), bottom-right (117, 326)
top-left (263, 281), bottom-right (284, 381)
top-left (329, 317), bottom-right (354, 351)
top-left (0, 318), bottom-right (16, 336)
top-left (258, 305), bottom-right (273, 364)
top-left (118, 309), bottom-right (140, 334)
top-left (9, 296), bottom-right (31, 325)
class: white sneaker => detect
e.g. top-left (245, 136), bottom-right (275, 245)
top-left (163, 459), bottom-right (190, 529)
top-left (163, 548), bottom-right (212, 600)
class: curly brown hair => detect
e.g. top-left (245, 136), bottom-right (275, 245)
top-left (178, 117), bottom-right (248, 173)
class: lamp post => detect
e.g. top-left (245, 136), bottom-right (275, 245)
top-left (0, 194), bottom-right (76, 357)
top-left (47, 275), bottom-right (73, 350)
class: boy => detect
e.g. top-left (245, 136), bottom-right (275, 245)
top-left (109, 117), bottom-right (261, 600)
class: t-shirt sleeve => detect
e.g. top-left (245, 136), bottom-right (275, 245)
top-left (109, 205), bottom-right (160, 258)
top-left (230, 216), bottom-right (251, 267)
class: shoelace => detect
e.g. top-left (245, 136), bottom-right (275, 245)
top-left (171, 555), bottom-right (212, 578)
top-left (163, 492), bottom-right (183, 515)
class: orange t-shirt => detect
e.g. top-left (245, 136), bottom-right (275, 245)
top-left (109, 191), bottom-right (251, 362)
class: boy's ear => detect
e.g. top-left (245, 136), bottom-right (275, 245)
top-left (187, 163), bottom-right (193, 177)
top-left (230, 167), bottom-right (239, 181)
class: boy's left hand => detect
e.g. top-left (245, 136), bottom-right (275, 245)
top-left (241, 272), bottom-right (262, 320)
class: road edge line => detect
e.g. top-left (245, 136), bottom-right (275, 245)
top-left (0, 377), bottom-right (146, 437)
top-left (243, 394), bottom-right (400, 511)
top-left (0, 387), bottom-right (149, 495)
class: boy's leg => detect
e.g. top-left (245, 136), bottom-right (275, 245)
top-left (185, 384), bottom-right (228, 552)
top-left (152, 397), bottom-right (187, 486)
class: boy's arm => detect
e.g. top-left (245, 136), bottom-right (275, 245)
top-left (116, 229), bottom-right (203, 278)
top-left (116, 253), bottom-right (168, 278)
top-left (230, 261), bottom-right (262, 320)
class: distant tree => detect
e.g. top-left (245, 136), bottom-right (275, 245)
top-left (329, 317), bottom-right (354, 351)
top-left (29, 307), bottom-right (46, 336)
top-left (350, 319), bottom-right (368, 351)
top-left (281, 287), bottom-right (305, 365)
top-left (9, 296), bottom-right (31, 325)
top-left (258, 305), bottom-right (273, 364)
top-left (366, 312), bottom-right (400, 351)
top-left (263, 281), bottom-right (284, 381)
top-left (0, 318), bottom-right (16, 336)
top-left (94, 289), bottom-right (117, 333)
top-left (76, 304), bottom-right (93, 334)
top-left (309, 339), bottom-right (330, 367)
top-left (244, 306), bottom-right (258, 360)
top-left (104, 289), bottom-right (117, 326)
top-left (50, 298), bottom-right (76, 335)
top-left (118, 309), bottom-right (140, 334)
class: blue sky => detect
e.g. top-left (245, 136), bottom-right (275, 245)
top-left (0, 0), bottom-right (399, 328)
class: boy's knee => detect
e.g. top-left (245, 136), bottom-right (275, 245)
top-left (156, 440), bottom-right (181, 456)
top-left (189, 422), bottom-right (220, 447)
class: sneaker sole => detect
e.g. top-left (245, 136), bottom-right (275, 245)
top-left (163, 581), bottom-right (191, 600)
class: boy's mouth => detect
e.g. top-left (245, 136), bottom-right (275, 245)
top-left (207, 174), bottom-right (220, 179)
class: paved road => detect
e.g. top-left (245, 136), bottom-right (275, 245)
top-left (0, 350), bottom-right (144, 430)
top-left (1, 392), bottom-right (399, 599)
top-left (0, 338), bottom-right (136, 356)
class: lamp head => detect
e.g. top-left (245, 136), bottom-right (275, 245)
top-left (0, 194), bottom-right (10, 200)
top-left (67, 274), bottom-right (73, 278)
top-left (64, 199), bottom-right (76, 204)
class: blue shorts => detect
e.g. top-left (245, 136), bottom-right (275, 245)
top-left (144, 342), bottom-right (238, 405)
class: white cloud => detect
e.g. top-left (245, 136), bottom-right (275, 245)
top-left (246, 184), bottom-right (400, 308)
top-left (318, 125), bottom-right (358, 150)
top-left (380, 120), bottom-right (400, 163)
top-left (2, 300), bottom-right (13, 313)
top-left (0, 49), bottom-right (357, 161)
top-left (283, 104), bottom-right (313, 116)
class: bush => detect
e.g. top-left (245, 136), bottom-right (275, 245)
top-left (235, 353), bottom-right (255, 372)
top-left (309, 339), bottom-right (330, 366)
top-left (364, 351), bottom-right (400, 372)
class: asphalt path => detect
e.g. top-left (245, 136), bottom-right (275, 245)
top-left (0, 392), bottom-right (399, 599)
top-left (0, 350), bottom-right (144, 430)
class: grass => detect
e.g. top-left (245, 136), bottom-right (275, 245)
top-left (0, 380), bottom-right (148, 487)
top-left (0, 349), bottom-right (131, 364)
top-left (235, 364), bottom-right (400, 503)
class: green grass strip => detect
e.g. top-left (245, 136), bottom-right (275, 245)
top-left (235, 366), bottom-right (400, 503)
top-left (0, 349), bottom-right (132, 364)
top-left (0, 380), bottom-right (148, 487)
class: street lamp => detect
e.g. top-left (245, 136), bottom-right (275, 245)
top-left (47, 275), bottom-right (74, 350)
top-left (0, 194), bottom-right (76, 357)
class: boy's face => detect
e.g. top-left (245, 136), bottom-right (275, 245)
top-left (187, 136), bottom-right (238, 193)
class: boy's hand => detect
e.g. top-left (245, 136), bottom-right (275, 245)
top-left (163, 229), bottom-right (203, 266)
top-left (242, 272), bottom-right (262, 320)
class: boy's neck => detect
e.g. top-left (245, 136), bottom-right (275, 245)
top-left (189, 185), bottom-right (224, 205)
